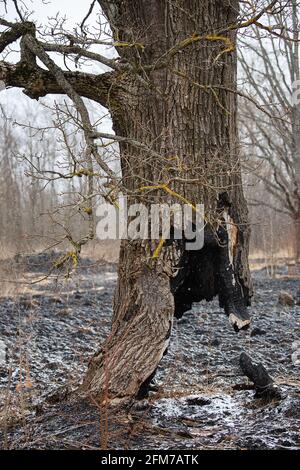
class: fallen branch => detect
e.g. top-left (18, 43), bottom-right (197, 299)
top-left (239, 352), bottom-right (281, 401)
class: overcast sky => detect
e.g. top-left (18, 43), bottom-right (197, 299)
top-left (0, 0), bottom-right (114, 132)
top-left (2, 0), bottom-right (96, 29)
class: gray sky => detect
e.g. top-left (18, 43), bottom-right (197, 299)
top-left (0, 0), bottom-right (114, 133)
top-left (2, 0), bottom-right (97, 29)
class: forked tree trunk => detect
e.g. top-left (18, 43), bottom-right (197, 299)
top-left (83, 0), bottom-right (252, 402)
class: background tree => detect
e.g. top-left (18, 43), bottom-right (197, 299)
top-left (239, 0), bottom-right (300, 264)
top-left (0, 105), bottom-right (22, 249)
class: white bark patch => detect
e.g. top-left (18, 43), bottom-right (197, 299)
top-left (229, 313), bottom-right (251, 331)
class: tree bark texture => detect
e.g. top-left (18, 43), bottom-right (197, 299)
top-left (83, 0), bottom-right (252, 401)
top-left (292, 102), bottom-right (300, 265)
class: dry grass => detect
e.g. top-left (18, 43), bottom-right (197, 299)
top-left (276, 376), bottom-right (300, 388)
top-left (0, 259), bottom-right (27, 298)
top-left (81, 240), bottom-right (120, 263)
top-left (0, 239), bottom-right (120, 298)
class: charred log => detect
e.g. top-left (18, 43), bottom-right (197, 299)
top-left (239, 352), bottom-right (281, 401)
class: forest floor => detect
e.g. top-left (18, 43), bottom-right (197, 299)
top-left (0, 252), bottom-right (299, 450)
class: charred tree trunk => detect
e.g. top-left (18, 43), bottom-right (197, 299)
top-left (83, 0), bottom-right (252, 402)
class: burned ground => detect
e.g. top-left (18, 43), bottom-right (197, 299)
top-left (0, 254), bottom-right (299, 450)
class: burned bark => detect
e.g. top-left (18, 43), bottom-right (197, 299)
top-left (172, 193), bottom-right (251, 331)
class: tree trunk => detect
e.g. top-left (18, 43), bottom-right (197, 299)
top-left (83, 0), bottom-right (252, 402)
top-left (293, 98), bottom-right (300, 266)
top-left (293, 215), bottom-right (300, 266)
top-left (291, 0), bottom-right (300, 266)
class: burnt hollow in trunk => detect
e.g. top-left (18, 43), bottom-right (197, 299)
top-left (171, 194), bottom-right (251, 330)
top-left (137, 220), bottom-right (251, 398)
top-left (171, 231), bottom-right (250, 329)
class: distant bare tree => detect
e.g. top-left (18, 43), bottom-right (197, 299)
top-left (239, 0), bottom-right (300, 263)
top-left (0, 106), bottom-right (22, 248)
top-left (0, 104), bottom-right (80, 252)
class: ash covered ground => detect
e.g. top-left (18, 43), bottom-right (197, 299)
top-left (0, 253), bottom-right (299, 450)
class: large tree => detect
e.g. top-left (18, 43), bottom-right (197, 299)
top-left (1, 0), bottom-right (283, 403)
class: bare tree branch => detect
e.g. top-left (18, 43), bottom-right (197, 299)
top-left (0, 59), bottom-right (122, 107)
